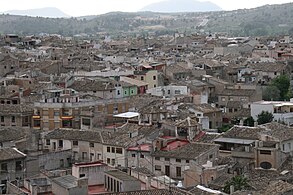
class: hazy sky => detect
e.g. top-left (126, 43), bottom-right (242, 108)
top-left (1, 0), bottom-right (293, 16)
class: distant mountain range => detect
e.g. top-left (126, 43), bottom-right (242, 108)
top-left (140, 0), bottom-right (222, 12)
top-left (0, 3), bottom-right (293, 37)
top-left (2, 7), bottom-right (70, 18)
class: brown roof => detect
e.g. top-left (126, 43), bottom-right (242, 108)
top-left (175, 117), bottom-right (199, 127)
top-left (261, 122), bottom-right (293, 142)
top-left (218, 89), bottom-right (255, 97)
top-left (0, 147), bottom-right (26, 161)
top-left (101, 124), bottom-right (160, 147)
top-left (0, 127), bottom-right (27, 143)
top-left (0, 104), bottom-right (33, 114)
top-left (247, 62), bottom-right (287, 73)
top-left (152, 142), bottom-right (219, 160)
top-left (223, 125), bottom-right (264, 140)
top-left (44, 129), bottom-right (103, 143)
top-left (70, 79), bottom-right (115, 92)
top-left (261, 180), bottom-right (293, 195)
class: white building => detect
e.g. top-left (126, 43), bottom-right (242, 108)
top-left (251, 100), bottom-right (293, 125)
top-left (146, 85), bottom-right (189, 98)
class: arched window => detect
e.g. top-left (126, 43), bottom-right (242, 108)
top-left (260, 162), bottom-right (272, 169)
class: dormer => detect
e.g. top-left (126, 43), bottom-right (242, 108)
top-left (175, 117), bottom-right (201, 141)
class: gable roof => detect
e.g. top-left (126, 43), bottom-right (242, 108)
top-left (152, 142), bottom-right (218, 160)
top-left (0, 147), bottom-right (26, 161)
top-left (44, 129), bottom-right (103, 143)
top-left (0, 127), bottom-right (27, 143)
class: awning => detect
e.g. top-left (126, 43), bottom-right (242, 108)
top-left (214, 137), bottom-right (255, 145)
top-left (113, 112), bottom-right (139, 119)
top-left (61, 116), bottom-right (73, 120)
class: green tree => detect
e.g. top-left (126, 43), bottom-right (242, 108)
top-left (224, 175), bottom-right (249, 194)
top-left (263, 85), bottom-right (280, 101)
top-left (271, 75), bottom-right (290, 100)
top-left (244, 116), bottom-right (255, 127)
top-left (257, 111), bottom-right (274, 125)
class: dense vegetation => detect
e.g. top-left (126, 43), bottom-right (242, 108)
top-left (1, 3), bottom-right (293, 36)
top-left (205, 3), bottom-right (293, 36)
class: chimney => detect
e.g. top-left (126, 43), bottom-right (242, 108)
top-left (19, 88), bottom-right (23, 104)
top-left (230, 185), bottom-right (235, 194)
top-left (239, 119), bottom-right (244, 126)
top-left (254, 121), bottom-right (258, 127)
top-left (76, 177), bottom-right (88, 188)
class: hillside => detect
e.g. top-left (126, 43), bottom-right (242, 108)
top-left (2, 7), bottom-right (70, 18)
top-left (0, 3), bottom-right (293, 36)
top-left (204, 3), bottom-right (293, 36)
top-left (141, 0), bottom-right (222, 12)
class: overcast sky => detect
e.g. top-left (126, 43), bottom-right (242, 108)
top-left (1, 0), bottom-right (293, 16)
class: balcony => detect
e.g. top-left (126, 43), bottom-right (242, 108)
top-left (231, 146), bottom-right (254, 159)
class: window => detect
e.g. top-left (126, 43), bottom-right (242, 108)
top-left (73, 140), bottom-right (78, 146)
top-left (46, 139), bottom-right (50, 145)
top-left (153, 76), bottom-right (156, 80)
top-left (141, 76), bottom-right (144, 80)
top-left (168, 90), bottom-right (171, 94)
top-left (155, 165), bottom-right (161, 171)
top-left (58, 140), bottom-right (63, 148)
top-left (176, 159), bottom-right (181, 163)
top-left (111, 147), bottom-right (115, 153)
top-left (60, 159), bottom-right (64, 168)
top-left (54, 111), bottom-right (59, 116)
top-left (174, 90), bottom-right (181, 95)
top-left (82, 118), bottom-right (91, 126)
top-left (260, 150), bottom-right (271, 155)
top-left (131, 154), bottom-right (136, 158)
top-left (165, 158), bottom-right (170, 161)
top-left (176, 167), bottom-right (182, 177)
top-left (82, 152), bottom-right (87, 160)
top-left (111, 159), bottom-right (115, 166)
top-left (107, 147), bottom-right (111, 152)
top-left (80, 174), bottom-right (86, 178)
top-left (11, 116), bottom-right (15, 123)
top-left (116, 148), bottom-right (123, 154)
top-left (117, 90), bottom-right (120, 95)
top-left (186, 160), bottom-right (190, 163)
top-left (140, 154), bottom-right (145, 158)
top-left (260, 161), bottom-right (272, 169)
top-left (90, 143), bottom-right (94, 148)
top-left (90, 153), bottom-right (94, 161)
top-left (107, 158), bottom-right (110, 164)
top-left (1, 163), bottom-right (7, 173)
top-left (209, 154), bottom-right (213, 159)
top-left (155, 157), bottom-right (160, 161)
top-left (113, 105), bottom-right (118, 113)
top-left (0, 116), bottom-right (4, 123)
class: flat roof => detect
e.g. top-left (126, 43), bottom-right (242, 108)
top-left (105, 170), bottom-right (139, 181)
top-left (113, 112), bottom-right (139, 118)
top-left (253, 101), bottom-right (293, 106)
top-left (74, 161), bottom-right (106, 168)
top-left (52, 175), bottom-right (78, 189)
top-left (214, 137), bottom-right (255, 145)
top-left (128, 144), bottom-right (152, 152)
